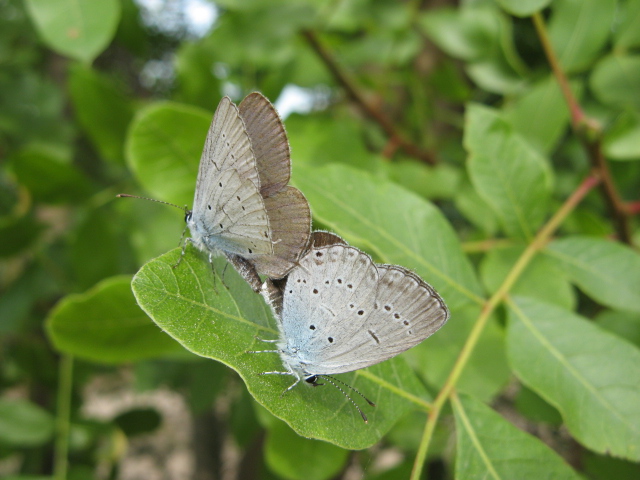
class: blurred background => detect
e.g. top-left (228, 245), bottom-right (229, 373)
top-left (1, 0), bottom-right (639, 479)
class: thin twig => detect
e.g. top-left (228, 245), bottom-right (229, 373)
top-left (301, 29), bottom-right (437, 165)
top-left (410, 174), bottom-right (601, 480)
top-left (583, 137), bottom-right (633, 243)
top-left (532, 13), bottom-right (632, 245)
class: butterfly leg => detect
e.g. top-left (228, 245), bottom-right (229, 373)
top-left (254, 336), bottom-right (279, 343)
top-left (172, 237), bottom-right (193, 269)
top-left (209, 253), bottom-right (220, 294)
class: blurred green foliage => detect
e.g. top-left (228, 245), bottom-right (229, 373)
top-left (1, 0), bottom-right (639, 479)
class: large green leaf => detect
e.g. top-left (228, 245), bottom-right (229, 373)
top-left (68, 64), bottom-right (134, 164)
top-left (46, 276), bottom-right (183, 363)
top-left (464, 104), bottom-right (552, 240)
top-left (504, 76), bottom-right (581, 155)
top-left (453, 393), bottom-right (582, 479)
top-left (292, 163), bottom-right (484, 311)
top-left (126, 102), bottom-right (212, 206)
top-left (545, 236), bottom-right (640, 313)
top-left (507, 296), bottom-right (640, 461)
top-left (131, 248), bottom-right (431, 449)
top-left (590, 54), bottom-right (640, 111)
top-left (24, 0), bottom-right (120, 63)
top-left (453, 177), bottom-right (500, 235)
top-left (548, 0), bottom-right (617, 73)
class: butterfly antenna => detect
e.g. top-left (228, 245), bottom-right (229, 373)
top-left (116, 194), bottom-right (188, 213)
top-left (323, 375), bottom-right (376, 407)
top-left (319, 375), bottom-right (371, 423)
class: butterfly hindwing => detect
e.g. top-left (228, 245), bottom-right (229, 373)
top-left (251, 186), bottom-right (311, 278)
top-left (239, 92), bottom-right (290, 198)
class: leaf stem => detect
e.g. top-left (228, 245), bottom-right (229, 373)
top-left (54, 355), bottom-right (73, 480)
top-left (410, 174), bottom-right (600, 480)
top-left (462, 238), bottom-right (513, 254)
top-left (301, 29), bottom-right (437, 165)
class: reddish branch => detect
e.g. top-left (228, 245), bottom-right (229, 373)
top-left (301, 29), bottom-right (437, 165)
top-left (532, 13), bottom-right (633, 245)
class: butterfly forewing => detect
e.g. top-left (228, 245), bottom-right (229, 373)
top-left (193, 97), bottom-right (260, 213)
top-left (239, 92), bottom-right (290, 198)
top-left (197, 168), bottom-right (273, 257)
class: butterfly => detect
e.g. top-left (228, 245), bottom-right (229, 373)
top-left (121, 93), bottom-right (311, 291)
top-left (256, 232), bottom-right (450, 421)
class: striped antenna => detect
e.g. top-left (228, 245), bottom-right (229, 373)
top-left (116, 194), bottom-right (188, 213)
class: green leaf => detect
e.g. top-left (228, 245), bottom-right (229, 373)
top-left (603, 112), bottom-right (640, 161)
top-left (545, 236), bottom-right (640, 313)
top-left (286, 113), bottom-right (377, 171)
top-left (68, 64), bottom-right (134, 164)
top-left (382, 161), bottom-right (461, 200)
top-left (71, 206), bottom-right (132, 291)
top-left (507, 296), bottom-right (640, 461)
top-left (464, 104), bottom-right (552, 240)
top-left (548, 0), bottom-right (617, 73)
top-left (173, 39), bottom-right (222, 110)
top-left (480, 245), bottom-right (575, 309)
top-left (590, 54), bottom-right (640, 111)
top-left (584, 450), bottom-right (640, 480)
top-left (453, 393), bottom-right (582, 479)
top-left (126, 102), bottom-right (211, 206)
top-left (504, 76), bottom-right (582, 155)
top-left (595, 310), bottom-right (640, 349)
top-left (292, 163), bottom-right (484, 311)
top-left (46, 275), bottom-right (183, 363)
top-left (0, 399), bottom-right (54, 447)
top-left (420, 5), bottom-right (526, 94)
top-left (10, 147), bottom-right (92, 204)
top-left (24, 0), bottom-right (120, 63)
top-left (131, 248), bottom-right (430, 449)
top-left (409, 304), bottom-right (510, 401)
top-left (419, 6), bottom-right (500, 61)
top-left (514, 386), bottom-right (562, 425)
top-left (0, 214), bottom-right (44, 259)
top-left (265, 421), bottom-right (349, 480)
top-left (613, 0), bottom-right (640, 49)
top-left (495, 0), bottom-right (552, 17)
top-left (454, 177), bottom-right (499, 235)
